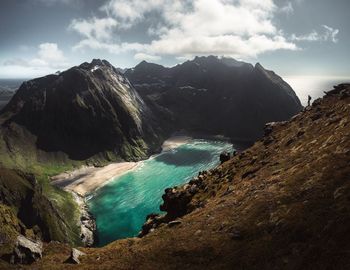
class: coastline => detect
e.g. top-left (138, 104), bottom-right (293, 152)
top-left (51, 135), bottom-right (192, 197)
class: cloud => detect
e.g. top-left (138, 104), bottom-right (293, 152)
top-left (3, 43), bottom-right (69, 71)
top-left (280, 2), bottom-right (294, 15)
top-left (69, 0), bottom-right (339, 60)
top-left (134, 53), bottom-right (161, 61)
top-left (69, 17), bottom-right (118, 41)
top-left (100, 0), bottom-right (166, 28)
top-left (291, 25), bottom-right (339, 43)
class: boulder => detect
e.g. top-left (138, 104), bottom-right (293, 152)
top-left (220, 152), bottom-right (231, 164)
top-left (64, 248), bottom-right (86, 264)
top-left (138, 213), bottom-right (166, 237)
top-left (160, 188), bottom-right (193, 218)
top-left (10, 235), bottom-right (43, 264)
top-left (168, 220), bottom-right (182, 227)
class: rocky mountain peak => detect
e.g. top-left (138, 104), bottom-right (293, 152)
top-left (0, 60), bottom-right (162, 161)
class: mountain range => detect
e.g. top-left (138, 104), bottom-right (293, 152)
top-left (0, 56), bottom-right (302, 168)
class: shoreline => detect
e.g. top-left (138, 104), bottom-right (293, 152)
top-left (51, 135), bottom-right (192, 197)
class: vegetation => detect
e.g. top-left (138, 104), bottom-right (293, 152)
top-left (10, 84), bottom-right (348, 270)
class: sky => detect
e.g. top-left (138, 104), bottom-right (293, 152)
top-left (0, 0), bottom-right (349, 79)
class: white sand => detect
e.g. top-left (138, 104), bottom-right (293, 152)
top-left (51, 135), bottom-right (192, 196)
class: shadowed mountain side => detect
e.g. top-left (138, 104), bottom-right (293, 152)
top-left (0, 59), bottom-right (164, 163)
top-left (125, 56), bottom-right (302, 141)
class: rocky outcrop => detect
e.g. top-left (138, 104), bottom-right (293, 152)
top-left (64, 248), bottom-right (86, 264)
top-left (10, 235), bottom-right (42, 264)
top-left (219, 151), bottom-right (231, 164)
top-left (71, 192), bottom-right (96, 247)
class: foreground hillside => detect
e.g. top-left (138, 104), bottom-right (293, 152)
top-left (8, 84), bottom-right (348, 269)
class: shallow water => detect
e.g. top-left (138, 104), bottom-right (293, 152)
top-left (88, 139), bottom-right (233, 246)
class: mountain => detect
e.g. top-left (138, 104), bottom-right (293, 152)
top-left (0, 59), bottom-right (163, 165)
top-left (15, 83), bottom-right (350, 269)
top-left (125, 56), bottom-right (302, 141)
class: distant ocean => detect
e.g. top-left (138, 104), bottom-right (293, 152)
top-left (283, 76), bottom-right (350, 106)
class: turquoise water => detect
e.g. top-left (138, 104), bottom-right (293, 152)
top-left (88, 139), bottom-right (232, 246)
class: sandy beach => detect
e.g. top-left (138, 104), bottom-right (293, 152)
top-left (51, 136), bottom-right (192, 196)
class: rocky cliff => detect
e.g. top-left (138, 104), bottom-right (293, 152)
top-left (125, 56), bottom-right (302, 141)
top-left (4, 84), bottom-right (348, 269)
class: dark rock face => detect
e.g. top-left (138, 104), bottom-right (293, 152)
top-left (125, 56), bottom-right (302, 141)
top-left (220, 151), bottom-right (231, 164)
top-left (10, 235), bottom-right (42, 264)
top-left (160, 188), bottom-right (194, 218)
top-left (64, 248), bottom-right (86, 264)
top-left (1, 59), bottom-right (162, 161)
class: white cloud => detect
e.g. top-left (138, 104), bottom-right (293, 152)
top-left (101, 0), bottom-right (166, 28)
top-left (3, 43), bottom-right (69, 77)
top-left (69, 0), bottom-right (339, 61)
top-left (291, 25), bottom-right (339, 43)
top-left (69, 17), bottom-right (118, 41)
top-left (134, 53), bottom-right (161, 61)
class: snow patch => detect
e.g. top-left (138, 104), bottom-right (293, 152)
top-left (91, 65), bottom-right (100, 72)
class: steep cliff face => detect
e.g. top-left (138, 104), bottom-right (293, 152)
top-left (126, 56), bottom-right (302, 141)
top-left (17, 84), bottom-right (349, 270)
top-left (0, 59), bottom-right (163, 164)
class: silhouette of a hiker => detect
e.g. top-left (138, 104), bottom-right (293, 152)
top-left (307, 95), bottom-right (312, 106)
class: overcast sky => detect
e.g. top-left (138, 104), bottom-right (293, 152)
top-left (0, 0), bottom-right (349, 78)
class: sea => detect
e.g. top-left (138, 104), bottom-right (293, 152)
top-left (88, 139), bottom-right (233, 246)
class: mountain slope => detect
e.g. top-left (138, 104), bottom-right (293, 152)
top-left (16, 83), bottom-right (350, 270)
top-left (0, 59), bottom-right (163, 166)
top-left (125, 56), bottom-right (302, 141)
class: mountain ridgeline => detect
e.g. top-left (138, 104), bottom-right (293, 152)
top-left (0, 56), bottom-right (301, 166)
top-left (0, 59), bottom-right (162, 165)
top-left (125, 56), bottom-right (302, 141)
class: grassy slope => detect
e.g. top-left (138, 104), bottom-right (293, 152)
top-left (15, 85), bottom-right (350, 270)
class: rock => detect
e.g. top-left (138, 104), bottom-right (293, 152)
top-left (230, 229), bottom-right (243, 240)
top-left (10, 235), bottom-right (43, 264)
top-left (263, 122), bottom-right (285, 136)
top-left (138, 213), bottom-right (166, 237)
top-left (72, 192), bottom-right (97, 247)
top-left (285, 138), bottom-right (295, 146)
top-left (160, 188), bottom-right (194, 218)
top-left (220, 151), bottom-right (231, 164)
top-left (263, 136), bottom-right (274, 146)
top-left (64, 248), bottom-right (86, 264)
top-left (168, 220), bottom-right (182, 227)
top-left (223, 185), bottom-right (234, 196)
top-left (340, 90), bottom-right (349, 100)
top-left (310, 112), bottom-right (322, 121)
top-left (194, 230), bottom-right (202, 236)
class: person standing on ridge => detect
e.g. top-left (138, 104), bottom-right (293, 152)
top-left (307, 95), bottom-right (312, 106)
